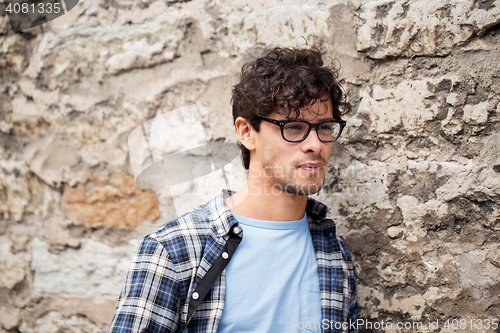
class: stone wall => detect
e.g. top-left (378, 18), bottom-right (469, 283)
top-left (1, 0), bottom-right (499, 332)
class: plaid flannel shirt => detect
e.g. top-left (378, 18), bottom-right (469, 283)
top-left (109, 189), bottom-right (358, 333)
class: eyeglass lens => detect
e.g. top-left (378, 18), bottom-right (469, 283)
top-left (283, 121), bottom-right (340, 142)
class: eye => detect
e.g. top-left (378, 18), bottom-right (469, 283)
top-left (284, 122), bottom-right (307, 131)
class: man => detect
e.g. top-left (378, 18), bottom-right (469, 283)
top-left (109, 47), bottom-right (358, 333)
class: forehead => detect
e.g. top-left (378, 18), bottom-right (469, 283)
top-left (274, 97), bottom-right (334, 121)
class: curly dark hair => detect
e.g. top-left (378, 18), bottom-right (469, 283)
top-left (231, 47), bottom-right (350, 169)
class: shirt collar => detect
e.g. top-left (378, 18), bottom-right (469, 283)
top-left (207, 189), bottom-right (239, 237)
top-left (306, 197), bottom-right (328, 223)
top-left (207, 189), bottom-right (328, 233)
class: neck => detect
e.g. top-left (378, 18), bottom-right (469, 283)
top-left (225, 175), bottom-right (308, 221)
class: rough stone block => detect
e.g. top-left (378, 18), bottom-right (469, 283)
top-left (61, 173), bottom-right (160, 228)
top-left (31, 237), bottom-right (138, 296)
top-left (359, 79), bottom-right (441, 133)
top-left (463, 101), bottom-right (490, 125)
top-left (0, 236), bottom-right (27, 289)
top-left (356, 0), bottom-right (500, 58)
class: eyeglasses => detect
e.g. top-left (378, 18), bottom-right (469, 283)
top-left (258, 115), bottom-right (346, 143)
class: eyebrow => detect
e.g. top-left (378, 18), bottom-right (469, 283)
top-left (289, 117), bottom-right (336, 122)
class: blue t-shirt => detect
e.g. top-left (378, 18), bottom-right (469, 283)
top-left (216, 211), bottom-right (322, 333)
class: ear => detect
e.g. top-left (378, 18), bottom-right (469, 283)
top-left (234, 117), bottom-right (256, 151)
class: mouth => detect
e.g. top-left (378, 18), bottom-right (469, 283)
top-left (297, 162), bottom-right (325, 173)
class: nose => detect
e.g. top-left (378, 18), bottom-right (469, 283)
top-left (300, 128), bottom-right (323, 153)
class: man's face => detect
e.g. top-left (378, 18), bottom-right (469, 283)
top-left (252, 98), bottom-right (335, 195)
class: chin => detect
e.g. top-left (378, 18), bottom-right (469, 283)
top-left (283, 182), bottom-right (324, 196)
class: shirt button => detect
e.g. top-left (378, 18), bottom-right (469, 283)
top-left (222, 252), bottom-right (229, 259)
top-left (232, 226), bottom-right (240, 234)
top-left (192, 292), bottom-right (199, 300)
top-left (217, 228), bottom-right (224, 234)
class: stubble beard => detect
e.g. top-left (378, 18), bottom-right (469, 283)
top-left (261, 156), bottom-right (326, 196)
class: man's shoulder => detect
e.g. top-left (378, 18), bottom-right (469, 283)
top-left (145, 189), bottom-right (233, 248)
top-left (149, 200), bottom-right (213, 243)
top-left (305, 196), bottom-right (354, 261)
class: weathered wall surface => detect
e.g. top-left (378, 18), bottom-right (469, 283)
top-left (1, 0), bottom-right (499, 332)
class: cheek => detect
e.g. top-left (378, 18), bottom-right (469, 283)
top-left (324, 145), bottom-right (333, 157)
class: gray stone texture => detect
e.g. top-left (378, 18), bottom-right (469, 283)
top-left (1, 0), bottom-right (499, 331)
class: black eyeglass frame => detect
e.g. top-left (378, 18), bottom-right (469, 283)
top-left (257, 115), bottom-right (347, 143)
